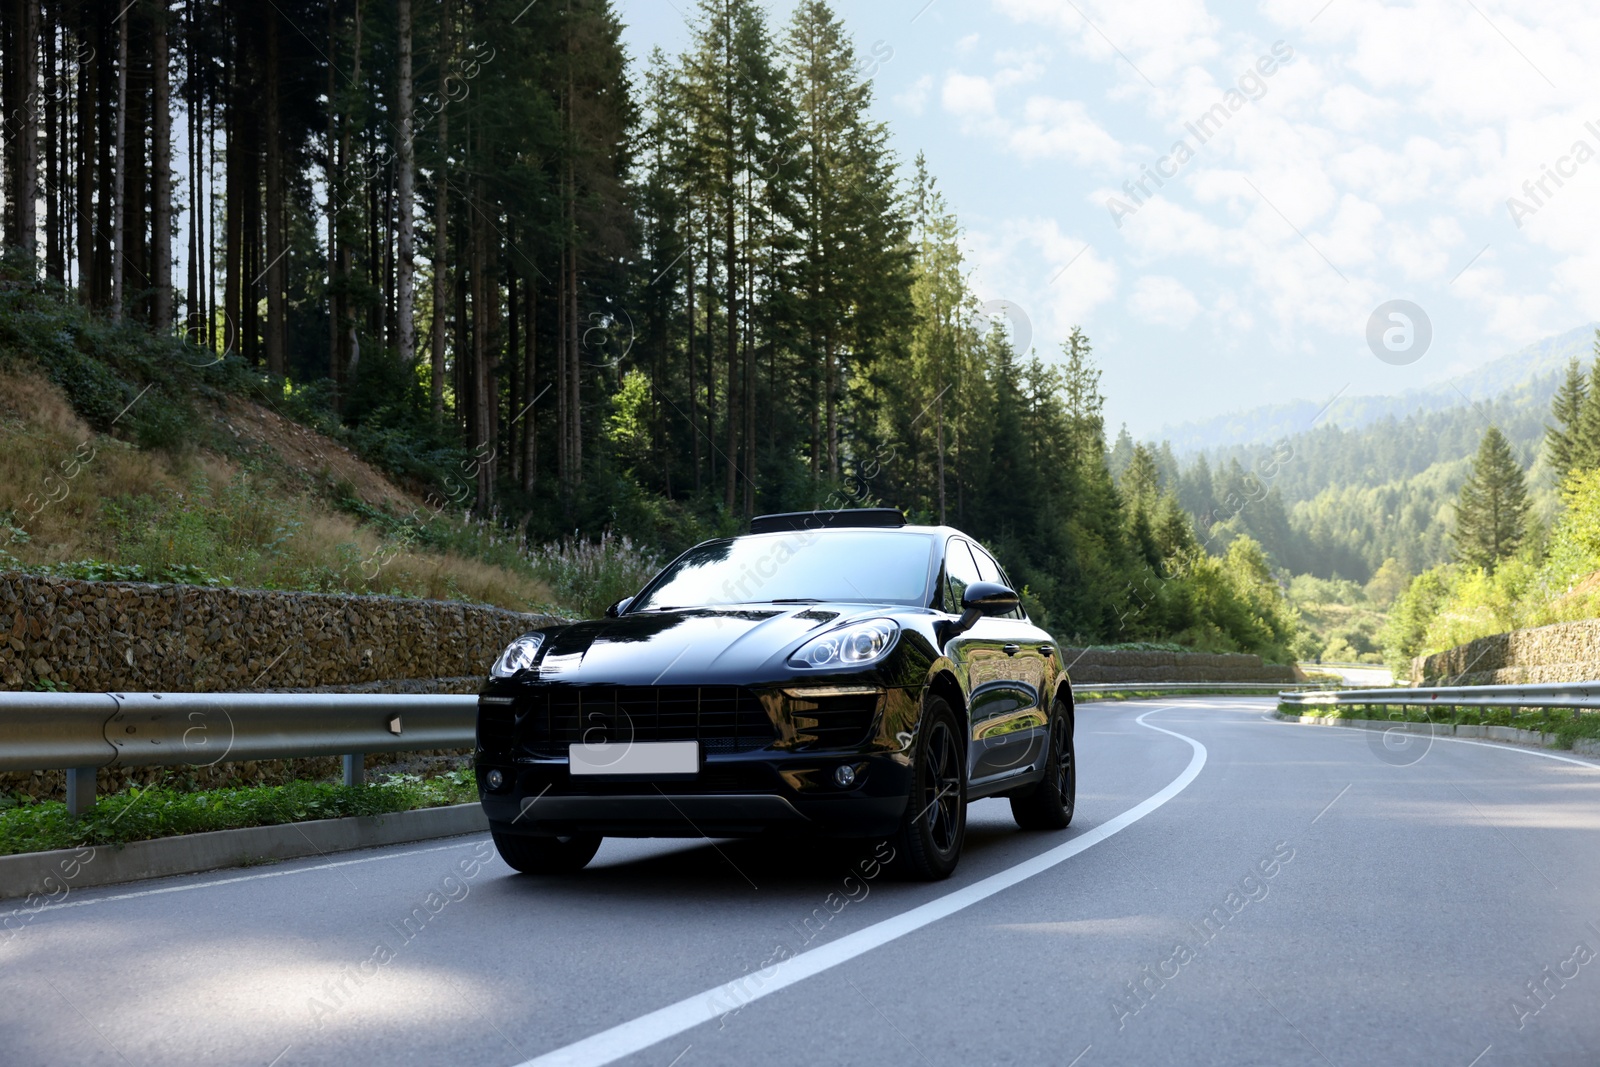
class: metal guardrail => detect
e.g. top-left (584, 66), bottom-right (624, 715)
top-left (0, 680), bottom-right (1360, 816)
top-left (1075, 681), bottom-right (1329, 694)
top-left (0, 692), bottom-right (477, 815)
top-left (1277, 681), bottom-right (1600, 711)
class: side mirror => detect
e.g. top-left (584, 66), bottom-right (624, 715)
top-left (605, 596), bottom-right (634, 619)
top-left (962, 581), bottom-right (1020, 618)
top-left (942, 582), bottom-right (1019, 644)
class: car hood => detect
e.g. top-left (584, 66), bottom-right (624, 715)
top-left (529, 604), bottom-right (891, 685)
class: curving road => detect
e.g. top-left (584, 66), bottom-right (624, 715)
top-left (4, 697), bottom-right (1600, 1067)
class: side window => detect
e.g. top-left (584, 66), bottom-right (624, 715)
top-left (970, 545), bottom-right (1001, 584)
top-left (971, 544), bottom-right (1026, 620)
top-left (944, 538), bottom-right (982, 614)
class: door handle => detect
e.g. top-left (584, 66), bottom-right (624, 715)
top-left (1040, 644), bottom-right (1055, 657)
top-left (1002, 644), bottom-right (1021, 657)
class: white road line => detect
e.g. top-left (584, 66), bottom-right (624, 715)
top-left (1419, 734), bottom-right (1600, 768)
top-left (510, 707), bottom-right (1208, 1067)
top-left (0, 836), bottom-right (490, 920)
top-left (1263, 713), bottom-right (1600, 770)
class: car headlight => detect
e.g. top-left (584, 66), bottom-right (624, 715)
top-left (789, 619), bottom-right (900, 669)
top-left (490, 632), bottom-right (546, 678)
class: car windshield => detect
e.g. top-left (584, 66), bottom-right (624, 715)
top-left (630, 531), bottom-right (936, 610)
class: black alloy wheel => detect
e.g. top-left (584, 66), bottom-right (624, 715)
top-left (894, 695), bottom-right (967, 880)
top-left (1009, 698), bottom-right (1075, 830)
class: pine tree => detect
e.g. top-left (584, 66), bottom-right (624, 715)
top-left (1108, 425), bottom-right (1134, 482)
top-left (1545, 354), bottom-right (1587, 479)
top-left (1573, 352), bottom-right (1600, 475)
top-left (1453, 426), bottom-right (1530, 573)
top-left (1121, 443), bottom-right (1161, 505)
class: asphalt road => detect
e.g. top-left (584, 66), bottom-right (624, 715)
top-left (5, 697), bottom-right (1600, 1067)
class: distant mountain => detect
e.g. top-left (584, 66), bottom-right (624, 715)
top-left (1157, 323), bottom-right (1598, 455)
top-left (1134, 323), bottom-right (1597, 582)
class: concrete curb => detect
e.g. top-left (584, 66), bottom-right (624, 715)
top-left (1275, 712), bottom-right (1600, 758)
top-left (0, 802), bottom-right (488, 902)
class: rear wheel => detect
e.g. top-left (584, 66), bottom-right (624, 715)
top-left (492, 831), bottom-right (603, 875)
top-left (1010, 700), bottom-right (1075, 830)
top-left (893, 696), bottom-right (966, 880)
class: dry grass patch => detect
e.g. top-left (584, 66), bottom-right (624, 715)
top-left (0, 368), bottom-right (551, 611)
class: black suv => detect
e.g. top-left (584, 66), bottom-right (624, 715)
top-left (476, 508), bottom-right (1074, 880)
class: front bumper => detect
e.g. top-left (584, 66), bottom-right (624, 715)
top-left (478, 751), bottom-right (912, 838)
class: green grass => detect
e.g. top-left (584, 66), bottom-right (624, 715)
top-left (0, 771), bottom-right (478, 857)
top-left (1277, 702), bottom-right (1600, 750)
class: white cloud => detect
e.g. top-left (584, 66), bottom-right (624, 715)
top-left (1007, 96), bottom-right (1126, 168)
top-left (942, 72), bottom-right (997, 121)
top-left (1129, 275), bottom-right (1202, 328)
top-left (895, 74), bottom-right (935, 117)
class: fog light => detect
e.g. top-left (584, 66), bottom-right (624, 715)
top-left (833, 765), bottom-right (856, 789)
top-left (486, 769), bottom-right (505, 791)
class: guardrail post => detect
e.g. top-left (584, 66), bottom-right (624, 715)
top-left (66, 766), bottom-right (97, 817)
top-left (343, 754), bottom-right (364, 788)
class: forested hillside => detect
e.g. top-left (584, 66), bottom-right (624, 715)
top-left (1116, 355), bottom-right (1566, 583)
top-left (0, 0), bottom-right (1301, 656)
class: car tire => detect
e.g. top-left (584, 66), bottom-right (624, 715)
top-left (1009, 699), bottom-right (1075, 831)
top-left (892, 695), bottom-right (966, 881)
top-left (492, 831), bottom-right (603, 875)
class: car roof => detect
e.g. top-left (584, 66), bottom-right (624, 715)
top-left (727, 524), bottom-right (970, 542)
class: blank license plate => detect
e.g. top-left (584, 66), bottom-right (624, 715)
top-left (569, 741), bottom-right (699, 776)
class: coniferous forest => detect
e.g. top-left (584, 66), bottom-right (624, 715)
top-left (0, 0), bottom-right (1300, 654)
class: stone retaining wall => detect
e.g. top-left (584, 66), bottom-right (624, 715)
top-left (1414, 619), bottom-right (1600, 686)
top-left (0, 572), bottom-right (560, 693)
top-left (1061, 648), bottom-right (1295, 685)
top-left (0, 573), bottom-right (560, 801)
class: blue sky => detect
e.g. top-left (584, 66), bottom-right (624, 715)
top-left (614, 0), bottom-right (1600, 439)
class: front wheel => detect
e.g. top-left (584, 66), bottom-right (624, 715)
top-left (492, 831), bottom-right (603, 875)
top-left (893, 696), bottom-right (967, 880)
top-left (1010, 700), bottom-right (1075, 830)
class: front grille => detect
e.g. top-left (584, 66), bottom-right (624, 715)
top-left (478, 704), bottom-right (515, 754)
top-left (790, 694), bottom-right (879, 750)
top-left (516, 762), bottom-right (776, 795)
top-left (508, 686), bottom-right (777, 757)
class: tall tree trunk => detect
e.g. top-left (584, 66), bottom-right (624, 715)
top-left (826, 334), bottom-right (838, 479)
top-left (395, 0), bottom-right (415, 366)
top-left (521, 261), bottom-right (536, 494)
top-left (453, 210), bottom-right (467, 439)
top-left (44, 7), bottom-right (62, 280)
top-left (17, 0), bottom-right (39, 260)
top-left (94, 15), bottom-right (113, 306)
top-left (324, 0), bottom-right (340, 389)
top-left (74, 2), bottom-right (96, 305)
top-left (242, 103), bottom-right (260, 365)
top-left (687, 241), bottom-right (699, 493)
top-left (110, 4), bottom-right (127, 318)
top-left (263, 8), bottom-right (285, 375)
top-left (223, 57), bottom-right (241, 357)
top-left (472, 175), bottom-right (491, 511)
top-left (338, 1), bottom-right (363, 389)
top-left (703, 218), bottom-right (715, 490)
top-left (506, 259), bottom-right (519, 486)
top-left (564, 62), bottom-right (581, 489)
top-left (127, 29), bottom-right (147, 320)
top-left (723, 158), bottom-right (738, 512)
top-left (151, 2), bottom-right (171, 329)
top-left (568, 237), bottom-right (580, 487)
top-left (429, 0), bottom-right (450, 420)
top-left (185, 0), bottom-right (199, 341)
